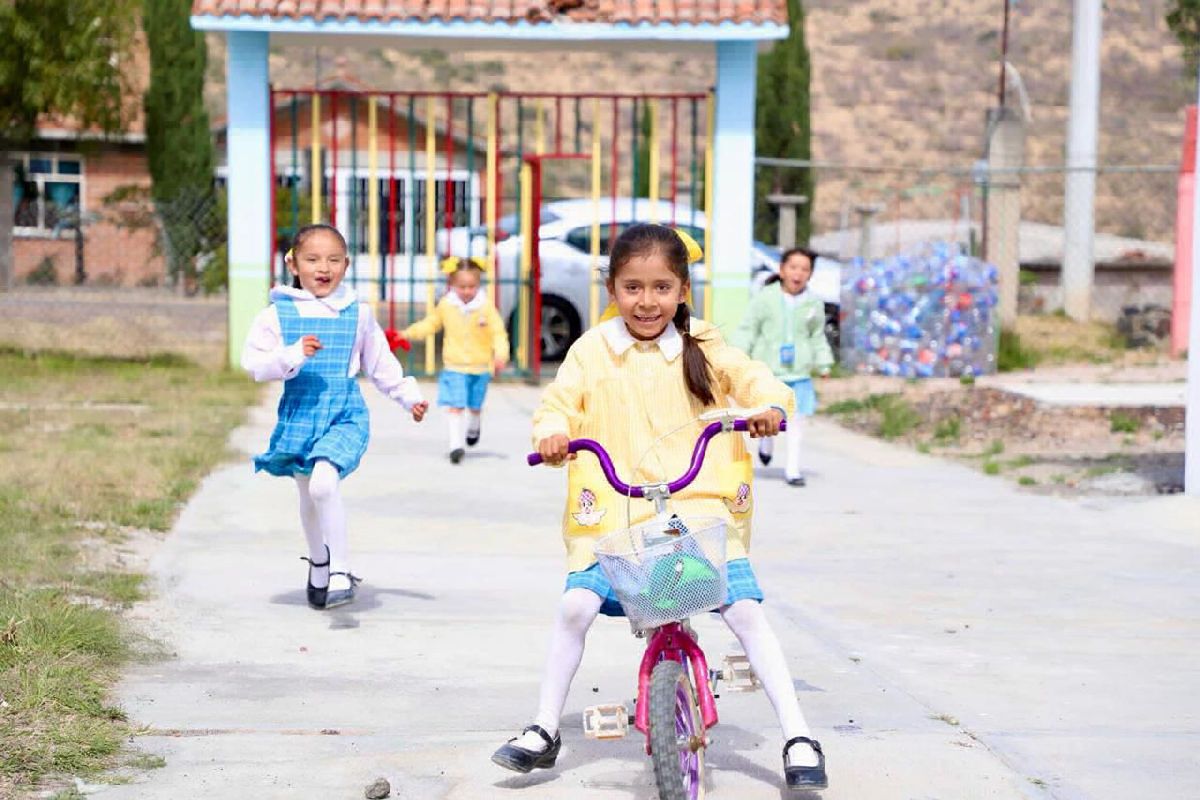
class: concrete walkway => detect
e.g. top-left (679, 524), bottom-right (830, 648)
top-left (99, 383), bottom-right (1200, 800)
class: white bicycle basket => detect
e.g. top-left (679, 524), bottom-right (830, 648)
top-left (593, 516), bottom-right (728, 629)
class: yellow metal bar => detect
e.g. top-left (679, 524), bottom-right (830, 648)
top-left (486, 92), bottom-right (499, 307)
top-left (425, 96), bottom-right (438, 375)
top-left (367, 97), bottom-right (379, 290)
top-left (534, 99), bottom-right (545, 155)
top-left (703, 91), bottom-right (715, 321)
top-left (648, 98), bottom-right (660, 222)
top-left (518, 162), bottom-right (533, 370)
top-left (589, 99), bottom-right (603, 328)
top-left (311, 93), bottom-right (322, 223)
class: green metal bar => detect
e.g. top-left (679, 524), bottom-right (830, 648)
top-left (574, 97), bottom-right (582, 154)
top-left (290, 93), bottom-right (299, 284)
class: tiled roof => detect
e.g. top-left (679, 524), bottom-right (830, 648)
top-left (191, 0), bottom-right (787, 27)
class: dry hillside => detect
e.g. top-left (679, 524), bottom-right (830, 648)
top-left (204, 0), bottom-right (1189, 243)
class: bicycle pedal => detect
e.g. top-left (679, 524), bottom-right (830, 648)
top-left (583, 704), bottom-right (630, 739)
top-left (721, 653), bottom-right (760, 692)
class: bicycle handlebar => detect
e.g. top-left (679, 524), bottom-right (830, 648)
top-left (527, 417), bottom-right (786, 497)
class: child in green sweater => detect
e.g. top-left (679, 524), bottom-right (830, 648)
top-left (732, 247), bottom-right (834, 486)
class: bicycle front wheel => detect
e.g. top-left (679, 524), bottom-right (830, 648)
top-left (648, 659), bottom-right (706, 800)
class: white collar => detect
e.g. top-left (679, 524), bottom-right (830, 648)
top-left (269, 282), bottom-right (357, 311)
top-left (445, 290), bottom-right (486, 312)
top-left (599, 317), bottom-right (683, 362)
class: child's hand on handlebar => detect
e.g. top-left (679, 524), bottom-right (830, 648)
top-left (538, 434), bottom-right (576, 466)
top-left (745, 407), bottom-right (784, 438)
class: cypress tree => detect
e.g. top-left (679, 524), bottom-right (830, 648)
top-left (755, 0), bottom-right (814, 246)
top-left (143, 0), bottom-right (218, 288)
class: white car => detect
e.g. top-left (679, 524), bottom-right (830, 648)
top-left (483, 198), bottom-right (841, 361)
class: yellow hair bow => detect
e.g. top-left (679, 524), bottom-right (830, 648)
top-left (440, 255), bottom-right (489, 275)
top-left (675, 228), bottom-right (704, 265)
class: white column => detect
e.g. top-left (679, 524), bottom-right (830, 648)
top-left (1061, 0), bottom-right (1102, 321)
top-left (1186, 70), bottom-right (1200, 496)
top-left (711, 41), bottom-right (758, 329)
top-left (225, 31), bottom-right (271, 366)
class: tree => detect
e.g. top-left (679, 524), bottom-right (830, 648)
top-left (143, 0), bottom-right (219, 292)
top-left (1168, 0), bottom-right (1200, 78)
top-left (0, 0), bottom-right (137, 290)
top-left (755, 0), bottom-right (814, 247)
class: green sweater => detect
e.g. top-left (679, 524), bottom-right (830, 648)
top-left (731, 284), bottom-right (834, 381)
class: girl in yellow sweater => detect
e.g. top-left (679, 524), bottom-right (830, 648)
top-left (491, 224), bottom-right (828, 791)
top-left (401, 257), bottom-right (509, 463)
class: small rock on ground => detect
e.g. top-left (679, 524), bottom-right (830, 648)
top-left (364, 777), bottom-right (391, 799)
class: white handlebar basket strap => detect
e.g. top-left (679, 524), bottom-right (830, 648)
top-left (593, 516), bottom-right (729, 630)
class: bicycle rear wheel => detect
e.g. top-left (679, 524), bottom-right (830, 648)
top-left (648, 659), bottom-right (706, 800)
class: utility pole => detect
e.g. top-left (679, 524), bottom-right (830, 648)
top-left (1061, 0), bottom-right (1102, 321)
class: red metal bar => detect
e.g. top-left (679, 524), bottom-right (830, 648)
top-left (279, 89), bottom-right (708, 101)
top-left (670, 97), bottom-right (679, 225)
top-left (269, 86), bottom-right (278, 288)
top-left (388, 92), bottom-right (398, 329)
top-left (611, 97), bottom-right (619, 238)
top-left (330, 91), bottom-right (338, 226)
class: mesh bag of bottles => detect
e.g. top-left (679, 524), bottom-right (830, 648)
top-left (840, 242), bottom-right (1000, 378)
top-left (593, 516), bottom-right (728, 630)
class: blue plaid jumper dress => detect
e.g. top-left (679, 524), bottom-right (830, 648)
top-left (253, 298), bottom-right (370, 479)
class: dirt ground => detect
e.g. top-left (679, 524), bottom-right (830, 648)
top-left (818, 355), bottom-right (1188, 496)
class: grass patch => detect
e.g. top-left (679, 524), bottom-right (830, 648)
top-left (824, 393), bottom-right (895, 415)
top-left (1007, 455), bottom-right (1034, 469)
top-left (877, 395), bottom-right (921, 440)
top-left (932, 416), bottom-right (962, 444)
top-left (983, 460), bottom-right (1002, 475)
top-left (1018, 476), bottom-right (1038, 486)
top-left (984, 439), bottom-right (1005, 457)
top-left (997, 329), bottom-right (1039, 372)
top-left (1109, 412), bottom-right (1141, 434)
top-left (0, 350), bottom-right (257, 790)
top-left (1012, 316), bottom-right (1130, 366)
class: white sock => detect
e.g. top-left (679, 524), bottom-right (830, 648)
top-left (447, 412), bottom-right (465, 452)
top-left (308, 460), bottom-right (351, 592)
top-left (759, 437), bottom-right (774, 460)
top-left (785, 417), bottom-right (806, 481)
top-left (721, 600), bottom-right (817, 765)
top-left (513, 588), bottom-right (603, 751)
top-left (468, 410), bottom-right (481, 437)
top-left (295, 477), bottom-right (329, 589)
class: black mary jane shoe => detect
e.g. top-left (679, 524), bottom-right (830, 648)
top-left (491, 724), bottom-right (561, 774)
top-left (784, 736), bottom-right (828, 790)
top-left (300, 546), bottom-right (330, 610)
top-left (787, 476), bottom-right (807, 487)
top-left (466, 426), bottom-right (480, 447)
top-left (758, 447), bottom-right (773, 467)
top-left (450, 447), bottom-right (466, 464)
top-left (324, 571), bottom-right (362, 609)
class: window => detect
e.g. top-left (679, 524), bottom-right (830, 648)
top-left (565, 223), bottom-right (627, 256)
top-left (12, 153), bottom-right (84, 236)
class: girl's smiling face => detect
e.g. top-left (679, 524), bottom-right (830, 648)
top-left (289, 230), bottom-right (349, 297)
top-left (607, 251), bottom-right (688, 341)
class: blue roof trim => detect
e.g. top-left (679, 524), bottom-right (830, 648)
top-left (190, 14), bottom-right (787, 41)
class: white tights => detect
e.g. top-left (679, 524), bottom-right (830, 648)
top-left (759, 420), bottom-right (807, 481)
top-left (515, 592), bottom-right (815, 762)
top-left (295, 460), bottom-right (350, 591)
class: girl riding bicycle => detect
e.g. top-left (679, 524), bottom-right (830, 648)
top-left (491, 223), bottom-right (828, 790)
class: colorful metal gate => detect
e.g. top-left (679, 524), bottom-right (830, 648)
top-left (269, 89), bottom-right (713, 378)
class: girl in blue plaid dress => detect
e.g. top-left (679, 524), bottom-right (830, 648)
top-left (242, 225), bottom-right (429, 610)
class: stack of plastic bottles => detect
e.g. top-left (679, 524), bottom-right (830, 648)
top-left (840, 242), bottom-right (999, 378)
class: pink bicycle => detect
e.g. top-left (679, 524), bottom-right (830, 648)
top-left (529, 411), bottom-right (783, 800)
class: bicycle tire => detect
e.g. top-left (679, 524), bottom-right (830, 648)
top-left (648, 659), bottom-right (706, 800)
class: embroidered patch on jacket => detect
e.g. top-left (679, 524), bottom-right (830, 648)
top-left (572, 487), bottom-right (607, 527)
top-left (723, 482), bottom-right (752, 514)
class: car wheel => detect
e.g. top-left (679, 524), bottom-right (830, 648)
top-left (824, 303), bottom-right (841, 358)
top-left (506, 295), bottom-right (582, 364)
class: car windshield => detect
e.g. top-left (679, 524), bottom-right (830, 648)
top-left (496, 208), bottom-right (560, 235)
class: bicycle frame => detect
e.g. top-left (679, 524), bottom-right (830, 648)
top-left (529, 412), bottom-right (785, 754)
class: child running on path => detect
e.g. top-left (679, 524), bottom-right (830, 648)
top-left (732, 246), bottom-right (834, 486)
top-left (399, 256), bottom-right (508, 464)
top-left (242, 224), bottom-right (428, 610)
top-left (491, 223), bottom-right (828, 790)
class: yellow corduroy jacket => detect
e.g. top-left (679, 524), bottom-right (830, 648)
top-left (532, 317), bottom-right (796, 572)
top-left (402, 294), bottom-right (509, 375)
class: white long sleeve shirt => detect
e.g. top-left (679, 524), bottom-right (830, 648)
top-left (240, 284), bottom-right (425, 410)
